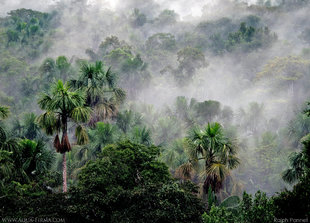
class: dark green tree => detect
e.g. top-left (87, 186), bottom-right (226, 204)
top-left (183, 123), bottom-right (240, 193)
top-left (37, 80), bottom-right (91, 192)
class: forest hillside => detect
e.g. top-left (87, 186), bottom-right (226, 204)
top-left (0, 0), bottom-right (310, 222)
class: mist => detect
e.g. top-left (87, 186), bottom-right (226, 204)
top-left (1, 0), bottom-right (310, 199)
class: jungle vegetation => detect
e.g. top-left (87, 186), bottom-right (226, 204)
top-left (0, 0), bottom-right (310, 222)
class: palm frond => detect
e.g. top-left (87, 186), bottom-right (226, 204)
top-left (282, 168), bottom-right (301, 184)
top-left (177, 161), bottom-right (194, 180)
top-left (282, 151), bottom-right (305, 184)
top-left (227, 155), bottom-right (240, 169)
top-left (37, 93), bottom-right (54, 110)
top-left (36, 112), bottom-right (58, 135)
top-left (71, 106), bottom-right (91, 123)
top-left (0, 106), bottom-right (10, 119)
top-left (2, 138), bottom-right (20, 153)
top-left (113, 88), bottom-right (126, 104)
top-left (206, 163), bottom-right (228, 180)
top-left (131, 126), bottom-right (152, 146)
top-left (75, 125), bottom-right (89, 145)
top-left (0, 126), bottom-right (7, 146)
top-left (105, 67), bottom-right (116, 88)
top-left (204, 163), bottom-right (228, 193)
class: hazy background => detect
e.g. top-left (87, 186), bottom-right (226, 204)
top-left (1, 0), bottom-right (310, 195)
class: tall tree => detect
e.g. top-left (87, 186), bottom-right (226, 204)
top-left (182, 123), bottom-right (240, 194)
top-left (37, 80), bottom-right (91, 192)
top-left (69, 61), bottom-right (125, 125)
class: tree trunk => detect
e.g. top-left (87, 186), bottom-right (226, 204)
top-left (62, 152), bottom-right (67, 193)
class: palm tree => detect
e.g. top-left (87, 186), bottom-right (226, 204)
top-left (160, 139), bottom-right (188, 170)
top-left (282, 151), bottom-right (305, 184)
top-left (0, 150), bottom-right (14, 182)
top-left (17, 139), bottom-right (54, 183)
top-left (0, 129), bottom-right (20, 153)
top-left (130, 126), bottom-right (152, 146)
top-left (37, 80), bottom-right (91, 192)
top-left (182, 123), bottom-right (240, 193)
top-left (282, 133), bottom-right (310, 184)
top-left (56, 56), bottom-right (71, 82)
top-left (154, 117), bottom-right (181, 145)
top-left (283, 103), bottom-right (310, 183)
top-left (69, 61), bottom-right (125, 125)
top-left (0, 106), bottom-right (9, 119)
top-left (0, 105), bottom-right (20, 153)
top-left (116, 110), bottom-right (143, 134)
top-left (67, 122), bottom-right (120, 180)
top-left (21, 113), bottom-right (41, 140)
top-left (88, 122), bottom-right (119, 155)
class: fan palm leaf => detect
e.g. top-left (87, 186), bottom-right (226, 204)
top-left (0, 106), bottom-right (9, 119)
top-left (75, 125), bottom-right (89, 145)
top-left (69, 61), bottom-right (126, 123)
top-left (184, 122), bottom-right (240, 194)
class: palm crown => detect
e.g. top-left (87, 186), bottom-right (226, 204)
top-left (37, 80), bottom-right (91, 153)
top-left (69, 61), bottom-right (125, 125)
top-left (184, 122), bottom-right (240, 193)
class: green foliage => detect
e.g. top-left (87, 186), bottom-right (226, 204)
top-left (202, 19), bottom-right (277, 54)
top-left (0, 125), bottom-right (20, 153)
top-left (0, 149), bottom-right (14, 182)
top-left (130, 126), bottom-right (152, 146)
top-left (203, 191), bottom-right (275, 223)
top-left (39, 56), bottom-right (73, 89)
top-left (1, 9), bottom-right (56, 59)
top-left (185, 123), bottom-right (240, 193)
top-left (175, 47), bottom-right (207, 84)
top-left (18, 139), bottom-right (54, 180)
top-left (88, 122), bottom-right (119, 153)
top-left (116, 109), bottom-right (142, 134)
top-left (207, 186), bottom-right (217, 209)
top-left (160, 139), bottom-right (188, 169)
top-left (0, 136), bottom-right (55, 206)
top-left (287, 110), bottom-right (310, 146)
top-left (273, 176), bottom-right (310, 218)
top-left (282, 132), bottom-right (310, 184)
top-left (193, 100), bottom-right (221, 124)
top-left (146, 33), bottom-right (176, 51)
top-left (196, 18), bottom-right (237, 37)
top-left (130, 8), bottom-right (147, 27)
top-left (0, 105), bottom-right (10, 119)
top-left (79, 141), bottom-right (166, 188)
top-left (226, 22), bottom-right (277, 52)
top-left (154, 9), bottom-right (178, 26)
top-left (239, 191), bottom-right (275, 223)
top-left (282, 151), bottom-right (305, 183)
top-left (257, 56), bottom-right (310, 82)
top-left (37, 80), bottom-right (91, 153)
top-left (15, 113), bottom-right (41, 139)
top-left (202, 205), bottom-right (236, 223)
top-left (1, 3), bottom-right (310, 222)
top-left (70, 61), bottom-right (125, 125)
top-left (68, 141), bottom-right (204, 222)
top-left (282, 104), bottom-right (310, 184)
top-left (236, 102), bottom-right (265, 135)
top-left (220, 195), bottom-right (240, 209)
top-left (161, 47), bottom-right (207, 86)
top-left (154, 116), bottom-right (182, 144)
top-left (90, 36), bottom-right (150, 97)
